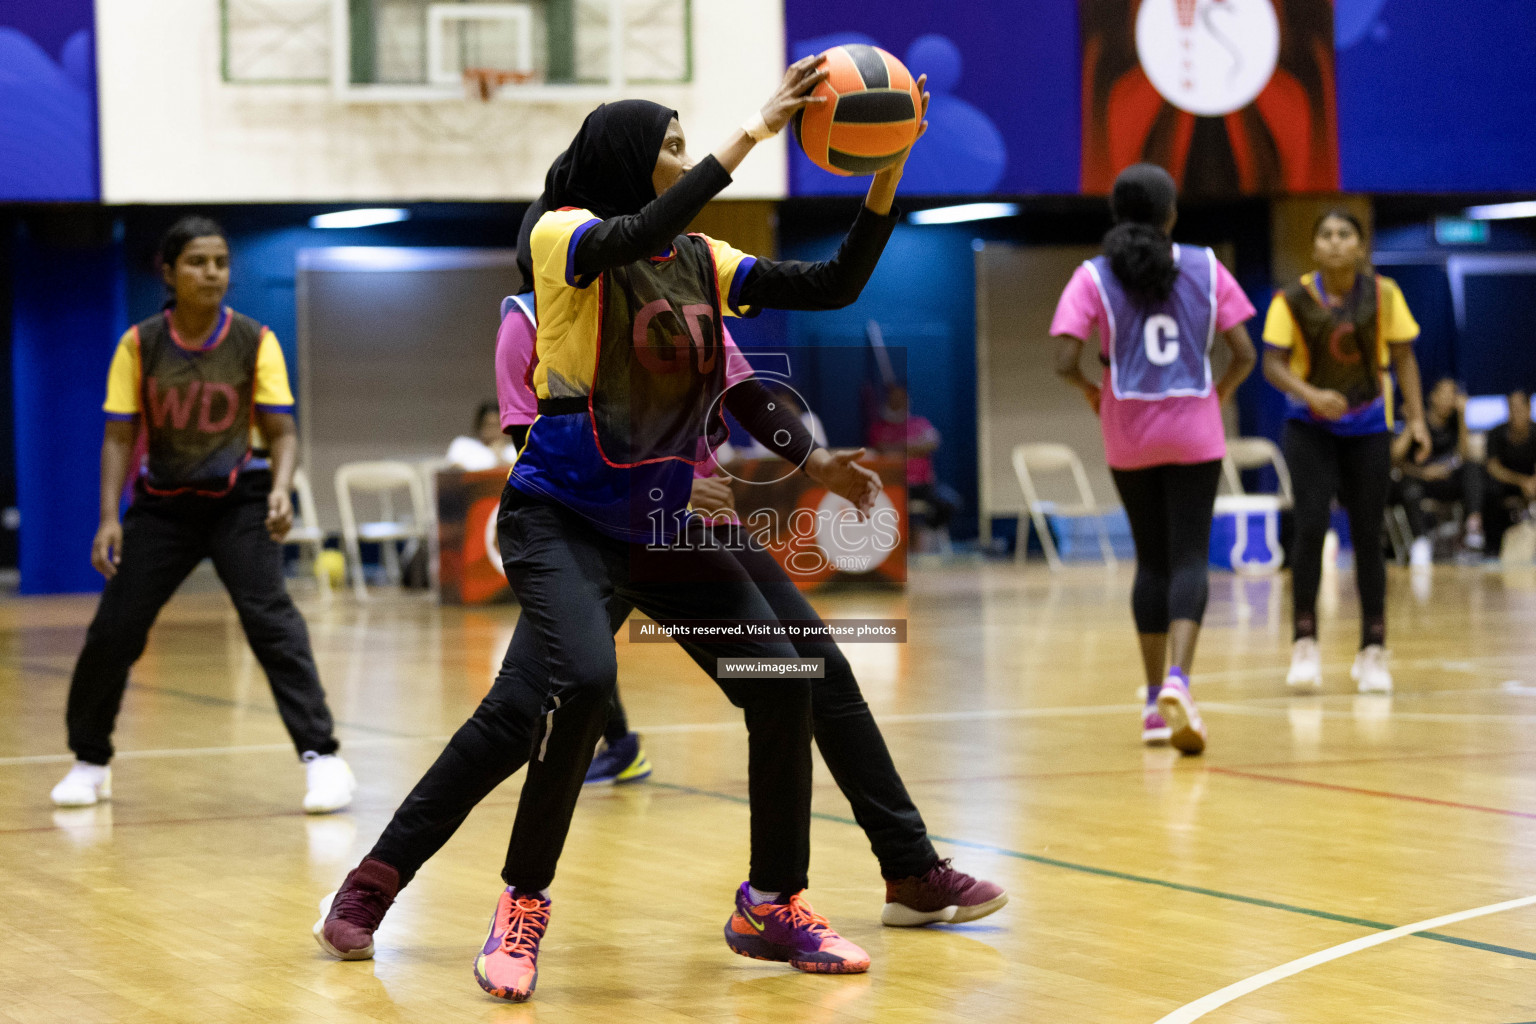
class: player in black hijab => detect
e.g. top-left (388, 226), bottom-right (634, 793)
top-left (319, 58), bottom-right (935, 1002)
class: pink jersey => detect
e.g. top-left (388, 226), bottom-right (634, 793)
top-left (867, 414), bottom-right (939, 485)
top-left (495, 294), bottom-right (751, 485)
top-left (495, 295), bottom-right (540, 431)
top-left (1049, 250), bottom-right (1254, 470)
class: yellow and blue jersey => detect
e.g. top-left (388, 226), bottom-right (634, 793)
top-left (509, 207), bottom-right (755, 542)
top-left (1263, 272), bottom-right (1419, 435)
top-left (104, 308), bottom-right (294, 493)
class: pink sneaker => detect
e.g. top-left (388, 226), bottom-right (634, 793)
top-left (724, 884), bottom-right (870, 973)
top-left (1142, 703), bottom-right (1171, 745)
top-left (1155, 672), bottom-right (1206, 755)
top-left (473, 888), bottom-right (550, 1001)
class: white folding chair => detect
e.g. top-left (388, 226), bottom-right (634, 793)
top-left (1222, 436), bottom-right (1294, 507)
top-left (1213, 438), bottom-right (1295, 574)
top-left (416, 457), bottom-right (456, 595)
top-left (334, 461), bottom-right (430, 600)
top-left (284, 468), bottom-right (331, 601)
top-left (1011, 443), bottom-right (1118, 570)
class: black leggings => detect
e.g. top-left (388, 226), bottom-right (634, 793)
top-left (1284, 421), bottom-right (1392, 647)
top-left (65, 471), bottom-right (338, 764)
top-left (1111, 461), bottom-right (1222, 635)
top-left (368, 518), bottom-right (937, 889)
top-left (502, 486), bottom-right (813, 894)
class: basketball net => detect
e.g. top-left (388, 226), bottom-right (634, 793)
top-left (464, 67), bottom-right (535, 101)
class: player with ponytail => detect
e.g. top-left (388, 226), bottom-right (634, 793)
top-left (1050, 163), bottom-right (1258, 754)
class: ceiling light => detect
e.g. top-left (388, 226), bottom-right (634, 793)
top-left (309, 208), bottom-right (411, 229)
top-left (908, 203), bottom-right (1019, 226)
top-left (1462, 201), bottom-right (1536, 221)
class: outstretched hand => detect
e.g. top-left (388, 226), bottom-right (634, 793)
top-left (760, 54), bottom-right (829, 134)
top-left (866, 74), bottom-right (930, 213)
top-left (805, 448), bottom-right (882, 516)
top-left (875, 75), bottom-right (930, 180)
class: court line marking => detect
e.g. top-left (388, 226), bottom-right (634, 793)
top-left (0, 734), bottom-right (447, 767)
top-left (1190, 657), bottom-right (1501, 684)
top-left (1210, 767), bottom-right (1536, 821)
top-left (650, 781), bottom-right (1536, 963)
top-left (1200, 701), bottom-right (1536, 724)
top-left (7, 760), bottom-right (1536, 967)
top-left (890, 749), bottom-right (1534, 791)
top-left (1151, 894), bottom-right (1536, 1024)
top-left (9, 659), bottom-right (425, 738)
top-left (0, 808), bottom-right (313, 836)
top-left (0, 705), bottom-right (1148, 766)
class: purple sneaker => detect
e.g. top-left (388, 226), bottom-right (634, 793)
top-left (724, 883), bottom-right (870, 973)
top-left (1142, 703), bottom-right (1171, 745)
top-left (583, 732), bottom-right (652, 785)
top-left (1155, 672), bottom-right (1207, 755)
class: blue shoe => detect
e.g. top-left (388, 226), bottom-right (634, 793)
top-left (584, 732), bottom-right (652, 785)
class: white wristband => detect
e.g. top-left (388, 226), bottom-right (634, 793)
top-left (741, 113), bottom-right (776, 142)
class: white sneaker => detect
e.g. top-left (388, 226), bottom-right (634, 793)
top-left (51, 761), bottom-right (111, 807)
top-left (1410, 537), bottom-right (1432, 568)
top-left (1352, 645), bottom-right (1393, 694)
top-left (1286, 638), bottom-right (1323, 691)
top-left (302, 753), bottom-right (356, 814)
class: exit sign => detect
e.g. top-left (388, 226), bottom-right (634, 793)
top-left (1435, 217), bottom-right (1490, 244)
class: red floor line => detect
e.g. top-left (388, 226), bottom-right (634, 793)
top-left (889, 750), bottom-right (1526, 790)
top-left (1210, 767), bottom-right (1536, 820)
top-left (1216, 749), bottom-right (1531, 771)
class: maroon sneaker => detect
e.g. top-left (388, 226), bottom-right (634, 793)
top-left (313, 858), bottom-right (400, 960)
top-left (881, 859), bottom-right (1008, 927)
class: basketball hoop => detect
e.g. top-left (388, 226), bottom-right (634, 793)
top-left (464, 67), bottom-right (536, 101)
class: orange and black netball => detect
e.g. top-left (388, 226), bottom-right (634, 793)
top-left (793, 45), bottom-right (922, 177)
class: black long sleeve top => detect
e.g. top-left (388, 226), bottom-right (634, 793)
top-left (570, 155), bottom-right (898, 313)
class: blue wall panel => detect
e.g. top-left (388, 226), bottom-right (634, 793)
top-left (784, 1), bottom-right (1081, 197)
top-left (779, 221), bottom-right (981, 538)
top-left (0, 1), bottom-right (99, 201)
top-left (1336, 0), bottom-right (1536, 192)
top-left (13, 223), bottom-right (126, 593)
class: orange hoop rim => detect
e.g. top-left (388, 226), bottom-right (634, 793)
top-left (463, 67), bottom-right (537, 101)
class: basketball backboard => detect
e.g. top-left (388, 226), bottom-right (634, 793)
top-left (331, 0), bottom-right (691, 101)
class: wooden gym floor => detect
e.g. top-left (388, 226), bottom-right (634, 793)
top-left (4, 560), bottom-right (1536, 1023)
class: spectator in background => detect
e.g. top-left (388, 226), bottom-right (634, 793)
top-left (446, 401), bottom-right (513, 471)
top-left (1391, 378), bottom-right (1484, 565)
top-left (1482, 390), bottom-right (1536, 558)
top-left (868, 385), bottom-right (957, 538)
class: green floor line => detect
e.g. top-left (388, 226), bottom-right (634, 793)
top-left (651, 781), bottom-right (1536, 962)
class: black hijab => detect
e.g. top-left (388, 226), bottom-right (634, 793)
top-left (544, 100), bottom-right (678, 219)
top-left (515, 193), bottom-right (546, 290)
